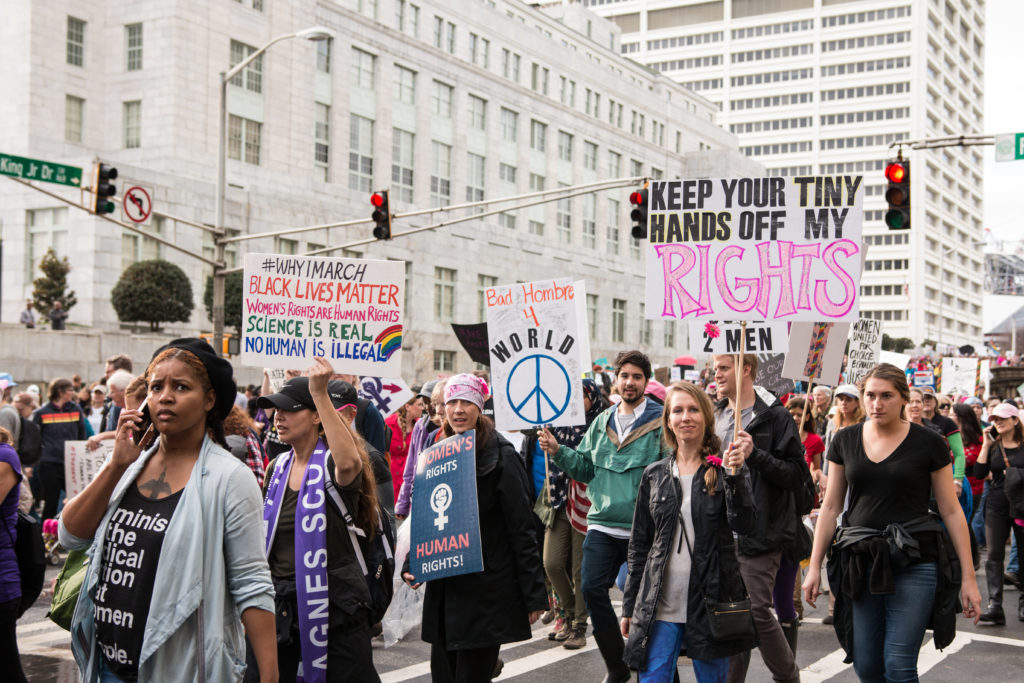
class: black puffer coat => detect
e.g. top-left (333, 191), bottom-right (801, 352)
top-left (622, 458), bottom-right (758, 669)
top-left (411, 431), bottom-right (548, 650)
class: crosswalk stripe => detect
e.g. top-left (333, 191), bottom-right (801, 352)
top-left (800, 646), bottom-right (851, 682)
top-left (917, 632), bottom-right (971, 676)
top-left (19, 645), bottom-right (75, 661)
top-left (16, 620), bottom-right (60, 635)
top-left (501, 639), bottom-right (599, 679)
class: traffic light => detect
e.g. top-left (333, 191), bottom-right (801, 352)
top-left (92, 162), bottom-right (118, 215)
top-left (884, 159), bottom-right (910, 230)
top-left (371, 190), bottom-right (391, 240)
top-left (629, 188), bottom-right (648, 239)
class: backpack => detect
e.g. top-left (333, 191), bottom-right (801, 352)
top-left (5, 510), bottom-right (46, 618)
top-left (17, 417), bottom-right (42, 467)
top-left (325, 476), bottom-right (395, 624)
top-left (792, 457), bottom-right (817, 516)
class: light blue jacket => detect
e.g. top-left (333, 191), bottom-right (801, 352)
top-left (59, 436), bottom-right (275, 682)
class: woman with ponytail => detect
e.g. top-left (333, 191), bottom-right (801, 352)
top-left (621, 382), bottom-right (756, 682)
top-left (59, 338), bottom-right (277, 682)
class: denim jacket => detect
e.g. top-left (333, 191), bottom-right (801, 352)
top-left (59, 436), bottom-right (275, 682)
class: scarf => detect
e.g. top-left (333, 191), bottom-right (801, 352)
top-left (263, 439), bottom-right (330, 683)
top-left (547, 380), bottom-right (606, 508)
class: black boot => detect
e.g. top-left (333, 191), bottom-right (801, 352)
top-left (980, 560), bottom-right (1006, 625)
top-left (592, 627), bottom-right (631, 683)
top-left (780, 619), bottom-right (799, 656)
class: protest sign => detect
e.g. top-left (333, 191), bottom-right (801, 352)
top-left (409, 430), bottom-right (483, 582)
top-left (644, 177), bottom-right (864, 323)
top-left (781, 321), bottom-right (850, 384)
top-left (879, 350), bottom-right (911, 370)
top-left (845, 318), bottom-right (882, 385)
top-left (485, 278), bottom-right (585, 430)
top-left (688, 321), bottom-right (788, 355)
top-left (670, 367), bottom-right (682, 382)
top-left (756, 353), bottom-right (795, 397)
top-left (265, 368), bottom-right (288, 393)
top-left (574, 280), bottom-right (592, 379)
top-left (913, 370), bottom-right (934, 388)
top-left (684, 369), bottom-right (701, 382)
top-left (65, 440), bottom-right (112, 498)
top-left (242, 253), bottom-right (404, 375)
top-left (451, 323), bottom-right (490, 366)
top-left (358, 377), bottom-right (414, 418)
top-left (940, 357), bottom-right (978, 396)
top-left (980, 360), bottom-right (992, 397)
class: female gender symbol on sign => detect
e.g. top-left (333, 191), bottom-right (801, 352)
top-left (507, 354), bottom-right (572, 424)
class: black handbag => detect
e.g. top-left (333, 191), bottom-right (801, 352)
top-left (679, 504), bottom-right (755, 641)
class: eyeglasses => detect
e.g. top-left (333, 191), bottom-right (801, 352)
top-left (939, 404), bottom-right (951, 410)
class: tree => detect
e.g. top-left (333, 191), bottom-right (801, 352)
top-left (32, 248), bottom-right (77, 321)
top-left (882, 334), bottom-right (915, 353)
top-left (203, 271), bottom-right (244, 335)
top-left (111, 259), bottom-right (194, 332)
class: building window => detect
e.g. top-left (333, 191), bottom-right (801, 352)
top-left (466, 152), bottom-right (485, 208)
top-left (500, 107), bottom-right (518, 142)
top-left (396, 1), bottom-right (419, 37)
top-left (394, 65), bottom-right (416, 105)
top-left (499, 163), bottom-right (517, 185)
top-left (608, 151), bottom-right (621, 178)
top-left (639, 304), bottom-right (651, 346)
top-left (664, 321), bottom-right (675, 348)
top-left (275, 237), bottom-right (298, 255)
top-left (531, 63), bottom-right (549, 95)
top-left (67, 17), bottom-right (85, 67)
top-left (432, 80), bottom-right (452, 117)
top-left (582, 195), bottom-right (596, 249)
top-left (433, 350), bottom-right (456, 372)
top-left (468, 95), bottom-right (487, 131)
top-left (125, 23), bottom-right (143, 71)
top-left (606, 198), bottom-right (620, 255)
top-left (434, 267), bottom-right (456, 322)
top-left (434, 18), bottom-right (455, 53)
top-left (349, 114), bottom-right (374, 191)
top-left (556, 184), bottom-right (571, 244)
top-left (583, 141), bottom-right (598, 171)
top-left (630, 159), bottom-right (643, 177)
top-left (529, 220), bottom-right (544, 236)
top-left (558, 131), bottom-right (573, 162)
top-left (227, 115), bottom-right (261, 164)
top-left (122, 215), bottom-right (163, 270)
top-left (445, 21), bottom-right (456, 53)
top-left (477, 274), bottom-right (497, 322)
top-left (27, 207), bottom-right (69, 274)
top-left (502, 49), bottom-right (521, 82)
top-left (587, 294), bottom-right (599, 339)
top-left (612, 298), bottom-right (626, 343)
top-left (431, 141), bottom-right (451, 206)
top-left (316, 38), bottom-right (331, 73)
top-left (229, 40), bottom-right (263, 93)
top-left (351, 48), bottom-right (376, 88)
top-left (530, 120), bottom-right (547, 152)
top-left (65, 95), bottom-right (84, 143)
top-left (631, 236), bottom-right (641, 260)
top-left (314, 102), bottom-right (330, 181)
top-left (123, 101), bottom-right (141, 149)
top-left (392, 128), bottom-right (414, 202)
top-left (358, 0), bottom-right (378, 20)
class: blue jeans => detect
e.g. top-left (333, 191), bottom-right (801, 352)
top-left (640, 620), bottom-right (729, 683)
top-left (581, 529), bottom-right (631, 632)
top-left (98, 659), bottom-right (127, 683)
top-left (972, 482), bottom-right (988, 545)
top-left (850, 561), bottom-right (937, 683)
top-left (1009, 533), bottom-right (1019, 574)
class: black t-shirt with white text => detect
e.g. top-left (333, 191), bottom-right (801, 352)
top-left (827, 422), bottom-right (950, 530)
top-left (94, 483), bottom-right (183, 680)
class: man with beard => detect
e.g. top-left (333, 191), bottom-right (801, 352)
top-left (539, 350), bottom-right (663, 683)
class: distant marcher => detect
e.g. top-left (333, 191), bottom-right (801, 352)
top-left (49, 301), bottom-right (68, 330)
top-left (34, 378), bottom-right (86, 520)
top-left (19, 301), bottom-right (35, 329)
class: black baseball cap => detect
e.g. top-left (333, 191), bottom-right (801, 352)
top-left (258, 377), bottom-right (357, 412)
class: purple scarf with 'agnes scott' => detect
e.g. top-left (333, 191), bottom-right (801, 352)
top-left (263, 439), bottom-right (330, 683)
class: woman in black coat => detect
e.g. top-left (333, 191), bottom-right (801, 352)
top-left (621, 382), bottom-right (756, 682)
top-left (402, 374), bottom-right (547, 682)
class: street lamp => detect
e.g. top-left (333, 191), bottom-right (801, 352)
top-left (212, 26), bottom-right (333, 356)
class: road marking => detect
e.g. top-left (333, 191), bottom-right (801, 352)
top-left (503, 639), bottom-right (599, 679)
top-left (917, 632), bottom-right (971, 676)
top-left (800, 646), bottom-right (851, 682)
top-left (17, 620), bottom-right (59, 635)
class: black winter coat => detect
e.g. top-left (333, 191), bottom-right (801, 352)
top-left (622, 458), bottom-right (758, 668)
top-left (717, 388), bottom-right (807, 557)
top-left (412, 431), bottom-right (548, 650)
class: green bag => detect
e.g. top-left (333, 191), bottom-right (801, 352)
top-left (48, 548), bottom-right (90, 631)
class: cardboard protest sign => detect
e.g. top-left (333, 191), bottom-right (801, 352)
top-left (574, 280), bottom-right (593, 379)
top-left (879, 350), bottom-right (911, 371)
top-left (644, 177), bottom-right (864, 323)
top-left (409, 430), bottom-right (483, 582)
top-left (980, 360), bottom-right (992, 397)
top-left (940, 357), bottom-right (978, 396)
top-left (357, 376), bottom-right (414, 418)
top-left (689, 321), bottom-right (789, 355)
top-left (242, 254), bottom-right (404, 375)
top-left (845, 318), bottom-right (882, 385)
top-left (65, 440), bottom-right (113, 498)
top-left (451, 323), bottom-right (490, 366)
top-left (265, 368), bottom-right (288, 393)
top-left (485, 278), bottom-right (585, 430)
top-left (755, 353), bottom-right (795, 397)
top-left (781, 321), bottom-right (850, 384)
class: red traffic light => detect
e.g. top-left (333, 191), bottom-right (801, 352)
top-left (629, 191), bottom-right (645, 206)
top-left (371, 193), bottom-right (385, 207)
top-left (884, 163), bottom-right (905, 184)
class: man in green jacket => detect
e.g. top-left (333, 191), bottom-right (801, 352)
top-left (539, 350), bottom-right (663, 683)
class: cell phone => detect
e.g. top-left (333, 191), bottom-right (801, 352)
top-left (988, 426), bottom-right (999, 440)
top-left (133, 404), bottom-right (154, 447)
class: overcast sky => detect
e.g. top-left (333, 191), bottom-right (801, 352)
top-left (984, 3), bottom-right (1024, 243)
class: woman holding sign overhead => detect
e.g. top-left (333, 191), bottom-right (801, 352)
top-left (402, 373), bottom-right (547, 683)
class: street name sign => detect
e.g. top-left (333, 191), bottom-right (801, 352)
top-left (0, 153), bottom-right (83, 187)
top-left (995, 133), bottom-right (1024, 162)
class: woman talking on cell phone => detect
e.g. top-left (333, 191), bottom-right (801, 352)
top-left (973, 402), bottom-right (1024, 624)
top-left (58, 338), bottom-right (277, 683)
top-left (802, 364), bottom-right (980, 682)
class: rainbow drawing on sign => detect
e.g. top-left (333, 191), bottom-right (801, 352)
top-left (374, 325), bottom-right (403, 361)
top-left (802, 323), bottom-right (833, 379)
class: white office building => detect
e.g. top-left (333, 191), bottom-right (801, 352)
top-left (585, 0), bottom-right (987, 348)
top-left (0, 0), bottom-right (762, 382)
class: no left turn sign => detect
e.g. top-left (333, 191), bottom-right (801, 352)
top-left (122, 185), bottom-right (153, 224)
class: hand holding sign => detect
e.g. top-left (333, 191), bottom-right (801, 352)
top-left (537, 428), bottom-right (560, 456)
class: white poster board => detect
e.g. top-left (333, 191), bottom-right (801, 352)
top-left (65, 440), bottom-right (113, 499)
top-left (940, 357), bottom-right (978, 396)
top-left (879, 350), bottom-right (912, 370)
top-left (845, 318), bottom-right (883, 385)
top-left (357, 377), bottom-right (415, 418)
top-left (688, 321), bottom-right (789, 355)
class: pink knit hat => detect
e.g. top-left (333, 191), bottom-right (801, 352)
top-left (444, 373), bottom-right (488, 411)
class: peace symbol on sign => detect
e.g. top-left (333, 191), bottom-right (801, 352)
top-left (506, 354), bottom-right (572, 425)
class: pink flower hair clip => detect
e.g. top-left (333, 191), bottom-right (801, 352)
top-left (704, 322), bottom-right (721, 339)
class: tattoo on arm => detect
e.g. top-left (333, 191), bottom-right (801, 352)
top-left (138, 470), bottom-right (172, 500)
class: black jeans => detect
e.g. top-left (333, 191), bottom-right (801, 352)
top-left (37, 461), bottom-right (65, 521)
top-left (985, 489), bottom-right (1024, 566)
top-left (429, 617), bottom-right (500, 683)
top-left (0, 598), bottom-right (28, 683)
